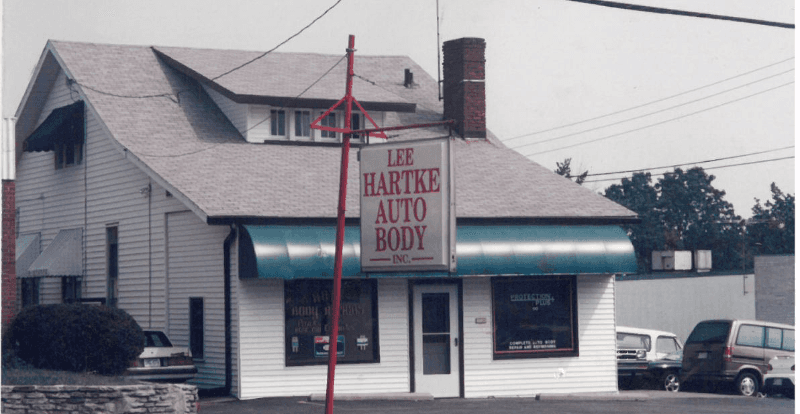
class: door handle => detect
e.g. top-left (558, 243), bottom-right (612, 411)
top-left (454, 337), bottom-right (459, 347)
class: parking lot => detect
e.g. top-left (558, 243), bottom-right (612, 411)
top-left (197, 390), bottom-right (794, 414)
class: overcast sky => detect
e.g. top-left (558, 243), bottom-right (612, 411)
top-left (2, 0), bottom-right (795, 217)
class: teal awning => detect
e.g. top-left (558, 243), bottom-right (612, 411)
top-left (239, 225), bottom-right (636, 279)
top-left (23, 101), bottom-right (84, 152)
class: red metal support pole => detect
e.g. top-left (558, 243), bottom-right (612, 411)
top-left (324, 34), bottom-right (355, 414)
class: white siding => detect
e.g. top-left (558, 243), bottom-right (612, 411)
top-left (166, 211), bottom-right (231, 389)
top-left (16, 66), bottom-right (233, 391)
top-left (237, 277), bottom-right (410, 399)
top-left (461, 275), bottom-right (617, 397)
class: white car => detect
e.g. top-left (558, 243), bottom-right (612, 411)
top-left (762, 355), bottom-right (794, 398)
top-left (617, 326), bottom-right (683, 392)
top-left (126, 330), bottom-right (197, 382)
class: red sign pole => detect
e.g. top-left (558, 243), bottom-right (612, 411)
top-left (324, 34), bottom-right (356, 414)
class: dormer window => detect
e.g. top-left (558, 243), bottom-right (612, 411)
top-left (294, 110), bottom-right (311, 138)
top-left (319, 112), bottom-right (337, 139)
top-left (270, 110), bottom-right (286, 136)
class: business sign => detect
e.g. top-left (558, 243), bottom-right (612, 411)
top-left (360, 139), bottom-right (456, 272)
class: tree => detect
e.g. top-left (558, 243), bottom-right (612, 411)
top-left (604, 167), bottom-right (741, 273)
top-left (555, 158), bottom-right (588, 185)
top-left (748, 183), bottom-right (795, 264)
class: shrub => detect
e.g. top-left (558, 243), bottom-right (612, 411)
top-left (3, 304), bottom-right (144, 375)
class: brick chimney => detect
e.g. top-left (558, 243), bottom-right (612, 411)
top-left (442, 37), bottom-right (486, 138)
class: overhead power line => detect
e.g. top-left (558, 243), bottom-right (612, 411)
top-left (565, 0), bottom-right (794, 29)
top-left (523, 81), bottom-right (794, 156)
top-left (71, 0), bottom-right (344, 101)
top-left (585, 146), bottom-right (795, 177)
top-left (502, 57), bottom-right (794, 143)
top-left (211, 0), bottom-right (344, 81)
top-left (510, 69), bottom-right (793, 152)
top-left (583, 156), bottom-right (795, 183)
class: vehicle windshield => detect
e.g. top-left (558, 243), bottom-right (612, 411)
top-left (144, 331), bottom-right (173, 347)
top-left (686, 321), bottom-right (731, 344)
top-left (617, 333), bottom-right (651, 351)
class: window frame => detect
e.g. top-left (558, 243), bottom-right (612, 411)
top-left (735, 324), bottom-right (765, 348)
top-left (189, 297), bottom-right (204, 359)
top-left (284, 278), bottom-right (379, 367)
top-left (294, 110), bottom-right (311, 138)
top-left (106, 226), bottom-right (119, 308)
top-left (21, 278), bottom-right (40, 308)
top-left (491, 275), bottom-right (579, 360)
top-left (656, 335), bottom-right (680, 354)
top-left (54, 140), bottom-right (83, 169)
top-left (270, 109), bottom-right (286, 137)
top-left (62, 276), bottom-right (81, 303)
top-left (782, 329), bottom-right (794, 351)
top-left (319, 112), bottom-right (338, 140)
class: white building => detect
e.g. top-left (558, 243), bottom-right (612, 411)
top-left (13, 37), bottom-right (638, 399)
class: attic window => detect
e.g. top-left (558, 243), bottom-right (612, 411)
top-left (270, 110), bottom-right (286, 136)
top-left (294, 110), bottom-right (311, 137)
top-left (23, 101), bottom-right (85, 169)
top-left (319, 112), bottom-right (337, 139)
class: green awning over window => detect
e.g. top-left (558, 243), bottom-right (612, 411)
top-left (23, 101), bottom-right (84, 152)
top-left (239, 225), bottom-right (636, 279)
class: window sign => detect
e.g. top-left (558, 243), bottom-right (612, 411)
top-left (284, 279), bottom-right (378, 366)
top-left (492, 276), bottom-right (578, 359)
top-left (360, 139), bottom-right (456, 272)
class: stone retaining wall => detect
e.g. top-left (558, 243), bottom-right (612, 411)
top-left (1, 383), bottom-right (197, 414)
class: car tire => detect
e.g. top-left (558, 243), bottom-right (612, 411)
top-left (661, 371), bottom-right (680, 392)
top-left (735, 372), bottom-right (760, 397)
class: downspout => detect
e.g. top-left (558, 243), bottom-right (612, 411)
top-left (223, 224), bottom-right (236, 396)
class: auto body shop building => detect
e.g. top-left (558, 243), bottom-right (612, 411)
top-left (13, 37), bottom-right (637, 399)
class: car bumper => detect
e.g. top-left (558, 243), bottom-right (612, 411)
top-left (764, 377), bottom-right (794, 391)
top-left (617, 361), bottom-right (649, 377)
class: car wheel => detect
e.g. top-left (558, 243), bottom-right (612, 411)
top-left (661, 371), bottom-right (680, 392)
top-left (735, 372), bottom-right (760, 397)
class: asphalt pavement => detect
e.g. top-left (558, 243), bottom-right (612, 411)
top-left (196, 390), bottom-right (795, 414)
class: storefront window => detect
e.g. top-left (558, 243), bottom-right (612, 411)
top-left (492, 276), bottom-right (578, 359)
top-left (284, 279), bottom-right (379, 366)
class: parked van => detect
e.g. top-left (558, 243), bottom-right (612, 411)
top-left (681, 319), bottom-right (795, 396)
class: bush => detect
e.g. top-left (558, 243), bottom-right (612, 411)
top-left (3, 304), bottom-right (144, 375)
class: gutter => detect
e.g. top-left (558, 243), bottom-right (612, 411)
top-left (223, 225), bottom-right (236, 396)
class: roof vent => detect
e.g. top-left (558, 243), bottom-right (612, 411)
top-left (404, 69), bottom-right (414, 88)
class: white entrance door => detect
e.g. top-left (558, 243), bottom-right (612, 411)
top-left (413, 284), bottom-right (460, 397)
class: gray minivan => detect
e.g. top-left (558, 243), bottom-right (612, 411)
top-left (681, 319), bottom-right (794, 396)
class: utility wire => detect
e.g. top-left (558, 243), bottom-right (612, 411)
top-left (565, 0), bottom-right (794, 29)
top-left (524, 81), bottom-right (794, 156)
top-left (211, 0), bottom-right (344, 81)
top-left (70, 0), bottom-right (344, 101)
top-left (510, 68), bottom-right (794, 151)
top-left (502, 57), bottom-right (794, 143)
top-left (585, 146), bottom-right (794, 177)
top-left (244, 54), bottom-right (348, 134)
top-left (583, 156), bottom-right (795, 183)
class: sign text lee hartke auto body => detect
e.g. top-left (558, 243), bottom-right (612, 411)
top-left (360, 139), bottom-right (455, 272)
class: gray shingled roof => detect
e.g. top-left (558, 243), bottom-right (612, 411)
top-left (38, 40), bottom-right (635, 222)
